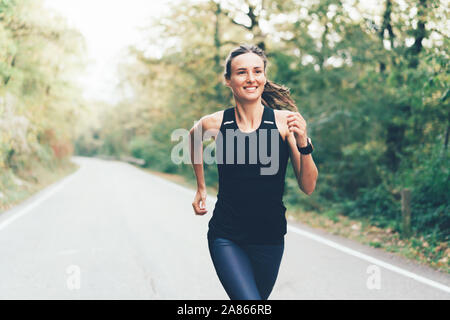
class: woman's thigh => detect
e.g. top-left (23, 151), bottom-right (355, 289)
top-left (242, 243), bottom-right (284, 300)
top-left (208, 237), bottom-right (261, 300)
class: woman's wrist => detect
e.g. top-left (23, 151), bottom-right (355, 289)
top-left (297, 137), bottom-right (308, 148)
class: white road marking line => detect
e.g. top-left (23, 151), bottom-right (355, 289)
top-left (0, 169), bottom-right (79, 231)
top-left (288, 224), bottom-right (450, 294)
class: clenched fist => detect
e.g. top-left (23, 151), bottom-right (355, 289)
top-left (287, 112), bottom-right (308, 148)
top-left (192, 188), bottom-right (208, 215)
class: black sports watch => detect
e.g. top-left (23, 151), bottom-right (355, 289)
top-left (297, 137), bottom-right (314, 155)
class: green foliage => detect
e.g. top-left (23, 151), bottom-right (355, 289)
top-left (129, 134), bottom-right (176, 172)
top-left (0, 0), bottom-right (87, 188)
top-left (402, 143), bottom-right (449, 241)
top-left (341, 183), bottom-right (401, 230)
top-left (73, 132), bottom-right (103, 157)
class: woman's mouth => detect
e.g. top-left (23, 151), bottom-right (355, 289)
top-left (244, 86), bottom-right (258, 92)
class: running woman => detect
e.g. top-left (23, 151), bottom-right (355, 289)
top-left (189, 44), bottom-right (318, 300)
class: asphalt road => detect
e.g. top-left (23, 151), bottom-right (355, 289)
top-left (0, 156), bottom-right (448, 299)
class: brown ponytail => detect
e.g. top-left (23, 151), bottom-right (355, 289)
top-left (262, 80), bottom-right (298, 111)
top-left (224, 43), bottom-right (298, 112)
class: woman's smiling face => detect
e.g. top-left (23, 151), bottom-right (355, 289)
top-left (226, 52), bottom-right (267, 101)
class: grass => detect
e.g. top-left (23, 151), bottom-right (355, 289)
top-left (0, 159), bottom-right (79, 214)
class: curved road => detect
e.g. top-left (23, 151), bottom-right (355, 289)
top-left (0, 156), bottom-right (448, 299)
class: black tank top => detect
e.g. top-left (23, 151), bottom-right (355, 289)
top-left (207, 105), bottom-right (290, 245)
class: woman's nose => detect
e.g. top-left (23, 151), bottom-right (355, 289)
top-left (246, 72), bottom-right (255, 82)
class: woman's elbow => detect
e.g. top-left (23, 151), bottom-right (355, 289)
top-left (298, 176), bottom-right (317, 195)
top-left (301, 186), bottom-right (315, 196)
top-left (297, 182), bottom-right (313, 195)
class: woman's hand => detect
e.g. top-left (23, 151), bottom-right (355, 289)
top-left (192, 188), bottom-right (208, 215)
top-left (287, 112), bottom-right (308, 148)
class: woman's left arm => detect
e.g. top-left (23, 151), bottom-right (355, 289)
top-left (284, 111), bottom-right (318, 195)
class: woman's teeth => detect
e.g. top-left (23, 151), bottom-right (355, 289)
top-left (244, 86), bottom-right (257, 92)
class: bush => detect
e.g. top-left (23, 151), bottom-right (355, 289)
top-left (130, 134), bottom-right (179, 173)
top-left (407, 144), bottom-right (449, 241)
top-left (341, 182), bottom-right (401, 230)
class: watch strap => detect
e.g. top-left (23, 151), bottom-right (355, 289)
top-left (297, 137), bottom-right (313, 155)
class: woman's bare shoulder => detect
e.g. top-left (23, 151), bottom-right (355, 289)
top-left (201, 110), bottom-right (224, 131)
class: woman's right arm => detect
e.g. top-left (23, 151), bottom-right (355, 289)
top-left (189, 112), bottom-right (221, 215)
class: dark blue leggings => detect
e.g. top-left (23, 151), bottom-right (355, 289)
top-left (208, 237), bottom-right (284, 300)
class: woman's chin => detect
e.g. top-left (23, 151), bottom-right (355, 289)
top-left (235, 93), bottom-right (262, 102)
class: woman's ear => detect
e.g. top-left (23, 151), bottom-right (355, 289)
top-left (224, 77), bottom-right (231, 88)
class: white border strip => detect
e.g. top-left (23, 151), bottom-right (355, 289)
top-left (288, 224), bottom-right (450, 294)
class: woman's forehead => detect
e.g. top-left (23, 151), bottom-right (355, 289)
top-left (232, 52), bottom-right (264, 70)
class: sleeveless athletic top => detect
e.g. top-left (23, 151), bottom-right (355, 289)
top-left (207, 105), bottom-right (290, 245)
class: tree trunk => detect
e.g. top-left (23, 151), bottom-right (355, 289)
top-left (221, 1), bottom-right (266, 51)
top-left (212, 0), bottom-right (223, 101)
top-left (379, 0), bottom-right (395, 73)
top-left (407, 0), bottom-right (427, 69)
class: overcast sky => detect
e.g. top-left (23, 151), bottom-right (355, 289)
top-left (43, 0), bottom-right (176, 104)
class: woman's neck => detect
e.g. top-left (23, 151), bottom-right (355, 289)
top-left (234, 98), bottom-right (264, 129)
